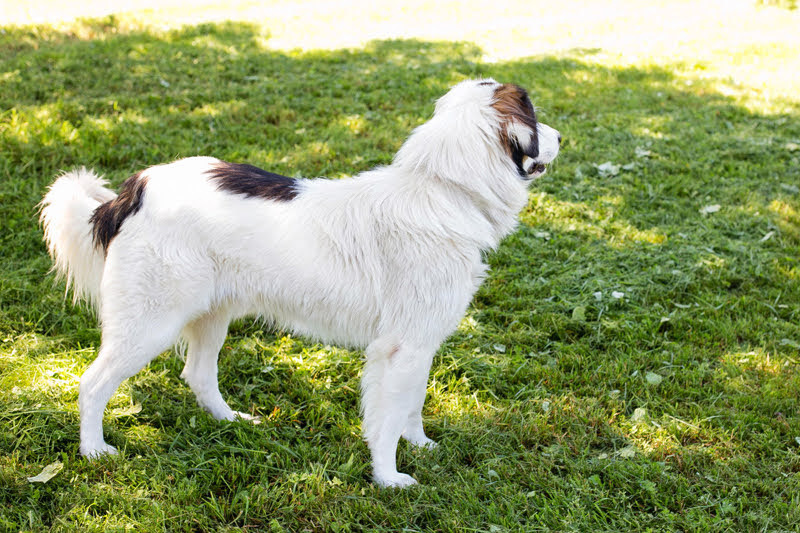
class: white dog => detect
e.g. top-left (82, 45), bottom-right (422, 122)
top-left (40, 79), bottom-right (560, 487)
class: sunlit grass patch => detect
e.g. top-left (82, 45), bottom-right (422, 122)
top-left (523, 193), bottom-right (669, 247)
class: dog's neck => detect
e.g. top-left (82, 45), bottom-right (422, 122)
top-left (370, 164), bottom-right (527, 251)
top-left (448, 177), bottom-right (526, 250)
top-left (390, 120), bottom-right (531, 249)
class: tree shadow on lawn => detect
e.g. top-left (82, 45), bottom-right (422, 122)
top-left (1, 17), bottom-right (800, 529)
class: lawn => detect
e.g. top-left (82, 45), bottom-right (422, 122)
top-left (1, 1), bottom-right (800, 531)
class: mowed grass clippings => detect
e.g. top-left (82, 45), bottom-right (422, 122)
top-left (1, 5), bottom-right (800, 532)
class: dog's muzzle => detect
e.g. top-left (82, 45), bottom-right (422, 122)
top-left (523, 125), bottom-right (561, 179)
top-left (526, 162), bottom-right (547, 175)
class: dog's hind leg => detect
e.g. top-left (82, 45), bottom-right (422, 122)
top-left (361, 339), bottom-right (435, 488)
top-left (79, 317), bottom-right (183, 458)
top-left (401, 392), bottom-right (437, 449)
top-left (180, 310), bottom-right (259, 423)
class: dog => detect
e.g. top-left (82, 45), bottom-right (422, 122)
top-left (40, 79), bottom-right (560, 487)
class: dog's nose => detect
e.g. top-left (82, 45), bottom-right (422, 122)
top-left (557, 133), bottom-right (562, 145)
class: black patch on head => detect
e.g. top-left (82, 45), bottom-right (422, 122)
top-left (208, 161), bottom-right (298, 201)
top-left (492, 84), bottom-right (540, 176)
top-left (90, 171), bottom-right (148, 253)
top-left (510, 142), bottom-right (529, 177)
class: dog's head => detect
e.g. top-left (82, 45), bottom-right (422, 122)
top-left (394, 78), bottom-right (560, 236)
top-left (433, 78), bottom-right (561, 181)
top-left (489, 81), bottom-right (560, 179)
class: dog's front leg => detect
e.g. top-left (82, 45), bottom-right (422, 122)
top-left (361, 339), bottom-right (435, 488)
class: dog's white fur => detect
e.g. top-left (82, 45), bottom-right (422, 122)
top-left (40, 79), bottom-right (559, 487)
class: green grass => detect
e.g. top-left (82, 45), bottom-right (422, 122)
top-left (2, 3), bottom-right (800, 531)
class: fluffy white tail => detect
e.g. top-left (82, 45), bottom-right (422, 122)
top-left (40, 168), bottom-right (116, 308)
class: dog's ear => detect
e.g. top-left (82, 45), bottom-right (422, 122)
top-left (492, 84), bottom-right (539, 173)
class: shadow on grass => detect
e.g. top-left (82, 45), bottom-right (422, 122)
top-left (1, 17), bottom-right (800, 531)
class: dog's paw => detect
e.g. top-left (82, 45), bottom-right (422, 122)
top-left (406, 436), bottom-right (438, 449)
top-left (402, 430), bottom-right (438, 449)
top-left (374, 471), bottom-right (418, 488)
top-left (233, 411), bottom-right (262, 425)
top-left (81, 442), bottom-right (118, 459)
top-left (419, 439), bottom-right (438, 450)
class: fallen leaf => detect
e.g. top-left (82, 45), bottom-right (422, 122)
top-left (617, 445), bottom-right (637, 458)
top-left (572, 306), bottom-right (586, 322)
top-left (780, 338), bottom-right (800, 349)
top-left (631, 407), bottom-right (648, 422)
top-left (110, 403), bottom-right (142, 417)
top-left (595, 161), bottom-right (621, 177)
top-left (645, 371), bottom-right (663, 386)
top-left (612, 291), bottom-right (625, 299)
top-left (699, 204), bottom-right (721, 215)
top-left (27, 461), bottom-right (63, 483)
top-left (493, 344), bottom-right (506, 353)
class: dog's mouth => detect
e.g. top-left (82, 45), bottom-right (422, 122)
top-left (522, 158), bottom-right (548, 179)
top-left (520, 123), bottom-right (560, 180)
top-left (528, 162), bottom-right (547, 175)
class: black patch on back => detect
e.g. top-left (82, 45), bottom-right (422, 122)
top-left (90, 171), bottom-right (148, 253)
top-left (208, 161), bottom-right (298, 201)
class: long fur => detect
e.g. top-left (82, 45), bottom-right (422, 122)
top-left (39, 79), bottom-right (560, 488)
top-left (40, 167), bottom-right (116, 306)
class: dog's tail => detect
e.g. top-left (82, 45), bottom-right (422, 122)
top-left (39, 167), bottom-right (116, 308)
